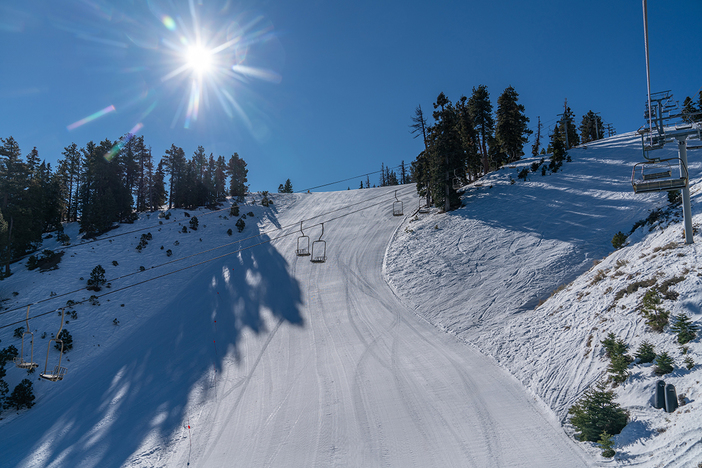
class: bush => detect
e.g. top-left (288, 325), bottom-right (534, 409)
top-left (166, 249), bottom-right (173, 257)
top-left (598, 431), bottom-right (616, 458)
top-left (640, 289), bottom-right (670, 332)
top-left (182, 226), bottom-right (188, 233)
top-left (569, 382), bottom-right (628, 442)
top-left (653, 352), bottom-right (674, 375)
top-left (26, 250), bottom-right (63, 271)
top-left (517, 168), bottom-right (529, 181)
top-left (608, 353), bottom-right (631, 384)
top-left (55, 329), bottom-right (73, 353)
top-left (530, 161), bottom-right (540, 172)
top-left (230, 204), bottom-right (240, 217)
top-left (4, 379), bottom-right (35, 410)
top-left (668, 190), bottom-right (681, 204)
top-left (261, 191), bottom-right (271, 207)
top-left (684, 356), bottom-right (695, 370)
top-left (236, 218), bottom-right (245, 233)
top-left (112, 260), bottom-right (118, 266)
top-left (87, 265), bottom-right (106, 291)
top-left (670, 313), bottom-right (699, 344)
top-left (13, 327), bottom-right (25, 339)
top-left (189, 216), bottom-right (199, 230)
top-left (635, 341), bottom-right (656, 363)
top-left (612, 231), bottom-right (627, 249)
top-left (227, 228), bottom-right (233, 236)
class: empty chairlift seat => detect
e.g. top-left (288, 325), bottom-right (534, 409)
top-left (632, 158), bottom-right (688, 194)
top-left (311, 223), bottom-right (327, 263)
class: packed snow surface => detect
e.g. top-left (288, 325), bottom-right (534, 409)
top-left (0, 131), bottom-right (700, 467)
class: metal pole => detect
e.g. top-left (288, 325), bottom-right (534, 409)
top-left (678, 138), bottom-right (694, 244)
top-left (643, 0), bottom-right (654, 141)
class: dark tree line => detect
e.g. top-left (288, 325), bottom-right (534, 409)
top-left (410, 85), bottom-right (531, 211)
top-left (0, 135), bottom-right (248, 275)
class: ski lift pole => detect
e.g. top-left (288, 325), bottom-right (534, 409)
top-left (643, 0), bottom-right (654, 146)
top-left (678, 137), bottom-right (694, 244)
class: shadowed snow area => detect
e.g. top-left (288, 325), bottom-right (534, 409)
top-left (0, 185), bottom-right (591, 467)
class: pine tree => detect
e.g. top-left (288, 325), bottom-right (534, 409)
top-left (495, 86), bottom-right (532, 164)
top-left (409, 104), bottom-right (429, 153)
top-left (598, 431), bottom-right (616, 458)
top-left (559, 103), bottom-right (579, 149)
top-left (428, 92), bottom-right (464, 211)
top-left (549, 125), bottom-right (567, 170)
top-left (670, 313), bottom-right (699, 344)
top-left (468, 85), bottom-right (494, 175)
top-left (654, 352), bottom-right (674, 375)
top-left (531, 116), bottom-right (542, 158)
top-left (55, 329), bottom-right (73, 353)
top-left (681, 96), bottom-right (699, 123)
top-left (568, 382), bottom-right (628, 442)
top-left (4, 378), bottom-right (35, 410)
top-left (580, 111), bottom-right (604, 143)
top-left (634, 341), bottom-right (656, 363)
top-left (456, 96), bottom-right (480, 181)
top-left (227, 153), bottom-right (248, 201)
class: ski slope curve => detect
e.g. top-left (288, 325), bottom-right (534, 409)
top-left (0, 186), bottom-right (590, 467)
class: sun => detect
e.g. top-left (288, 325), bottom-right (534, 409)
top-left (185, 44), bottom-right (213, 75)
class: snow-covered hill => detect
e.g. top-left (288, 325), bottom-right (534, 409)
top-left (385, 131), bottom-right (702, 465)
top-left (0, 131), bottom-right (700, 467)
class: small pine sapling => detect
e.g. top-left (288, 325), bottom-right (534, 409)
top-left (236, 218), bottom-right (245, 233)
top-left (640, 289), bottom-right (670, 332)
top-left (670, 313), bottom-right (699, 345)
top-left (598, 431), bottom-right (616, 458)
top-left (13, 327), bottom-right (25, 339)
top-left (653, 352), bottom-right (674, 375)
top-left (227, 228), bottom-right (233, 236)
top-left (611, 232), bottom-right (627, 249)
top-left (608, 353), bottom-right (631, 384)
top-left (230, 204), bottom-right (239, 217)
top-left (189, 216), bottom-right (199, 230)
top-left (635, 341), bottom-right (656, 363)
top-left (684, 356), bottom-right (695, 370)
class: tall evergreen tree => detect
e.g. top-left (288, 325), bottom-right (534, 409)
top-left (531, 116), bottom-right (542, 157)
top-left (227, 153), bottom-right (248, 200)
top-left (162, 144), bottom-right (186, 209)
top-left (456, 95), bottom-right (479, 181)
top-left (495, 86), bottom-right (532, 164)
top-left (428, 92), bottom-right (464, 211)
top-left (579, 111), bottom-right (604, 143)
top-left (409, 104), bottom-right (429, 153)
top-left (559, 104), bottom-right (579, 149)
top-left (681, 96), bottom-right (700, 123)
top-left (468, 85), bottom-right (494, 175)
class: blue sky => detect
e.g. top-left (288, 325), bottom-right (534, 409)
top-left (1, 0), bottom-right (700, 193)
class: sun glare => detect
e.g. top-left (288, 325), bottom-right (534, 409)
top-left (185, 45), bottom-right (212, 75)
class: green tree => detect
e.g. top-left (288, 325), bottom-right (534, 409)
top-left (654, 352), bottom-right (674, 375)
top-left (427, 92), bottom-right (464, 211)
top-left (495, 86), bottom-right (532, 164)
top-left (681, 96), bottom-right (699, 123)
top-left (569, 382), bottom-right (628, 442)
top-left (640, 289), bottom-right (669, 332)
top-left (87, 264), bottom-right (106, 291)
top-left (559, 104), bottom-right (579, 149)
top-left (634, 341), bottom-right (656, 363)
top-left (456, 95), bottom-right (480, 181)
top-left (580, 111), bottom-right (604, 143)
top-left (4, 378), bottom-right (35, 410)
top-left (227, 153), bottom-right (248, 201)
top-left (468, 85), bottom-right (494, 175)
top-left (598, 431), bottom-right (616, 458)
top-left (670, 313), bottom-right (699, 344)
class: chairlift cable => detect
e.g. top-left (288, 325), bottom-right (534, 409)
top-left (0, 188), bottom-right (415, 330)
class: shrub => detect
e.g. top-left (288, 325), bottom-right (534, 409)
top-left (166, 249), bottom-right (173, 257)
top-left (236, 218), bottom-right (245, 233)
top-left (87, 265), bottom-right (106, 291)
top-left (230, 204), bottom-right (240, 217)
top-left (4, 379), bottom-right (35, 410)
top-left (653, 352), bottom-right (674, 375)
top-left (13, 327), bottom-right (25, 339)
top-left (608, 353), bottom-right (631, 384)
top-left (517, 168), bottom-right (529, 181)
top-left (247, 211), bottom-right (254, 217)
top-left (530, 161), bottom-right (540, 172)
top-left (26, 250), bottom-right (63, 271)
top-left (112, 260), bottom-right (118, 266)
top-left (139, 266), bottom-right (146, 272)
top-left (55, 329), bottom-right (73, 353)
top-left (541, 166), bottom-right (547, 176)
top-left (635, 341), bottom-right (656, 363)
top-left (684, 356), bottom-right (695, 370)
top-left (227, 228), bottom-right (233, 236)
top-left (598, 431), bottom-right (616, 458)
top-left (670, 313), bottom-right (699, 344)
top-left (640, 289), bottom-right (669, 332)
top-left (182, 226), bottom-right (188, 233)
top-left (612, 232), bottom-right (627, 249)
top-left (569, 382), bottom-right (628, 442)
top-left (668, 190), bottom-right (681, 204)
top-left (189, 216), bottom-right (199, 230)
top-left (261, 191), bottom-right (271, 207)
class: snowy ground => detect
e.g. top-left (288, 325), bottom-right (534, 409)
top-left (385, 132), bottom-right (702, 466)
top-left (0, 131), bottom-right (700, 467)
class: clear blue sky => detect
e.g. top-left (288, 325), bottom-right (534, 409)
top-left (1, 0), bottom-right (700, 193)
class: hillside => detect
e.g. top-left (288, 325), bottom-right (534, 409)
top-left (0, 131), bottom-right (699, 467)
top-left (385, 131), bottom-right (702, 465)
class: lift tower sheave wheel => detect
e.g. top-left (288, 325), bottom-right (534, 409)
top-left (40, 308), bottom-right (68, 382)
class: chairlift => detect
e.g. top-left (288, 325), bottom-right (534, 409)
top-left (392, 190), bottom-right (403, 216)
top-left (13, 306), bottom-right (38, 370)
top-left (310, 223), bottom-right (327, 263)
top-left (632, 158), bottom-right (688, 194)
top-left (296, 221), bottom-right (310, 256)
top-left (40, 308), bottom-right (67, 382)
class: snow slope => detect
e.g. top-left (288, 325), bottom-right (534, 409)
top-left (385, 131), bottom-right (702, 465)
top-left (0, 186), bottom-right (589, 467)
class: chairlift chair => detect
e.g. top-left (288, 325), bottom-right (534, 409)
top-left (632, 158), bottom-right (688, 194)
top-left (296, 221), bottom-right (310, 256)
top-left (310, 223), bottom-right (327, 263)
top-left (40, 308), bottom-right (67, 382)
top-left (13, 306), bottom-right (38, 370)
top-left (392, 190), bottom-right (403, 216)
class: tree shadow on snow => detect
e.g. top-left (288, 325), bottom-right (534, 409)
top-left (2, 220), bottom-right (303, 467)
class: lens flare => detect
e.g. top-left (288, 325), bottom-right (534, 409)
top-left (162, 15), bottom-right (176, 31)
top-left (67, 105), bottom-right (116, 131)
